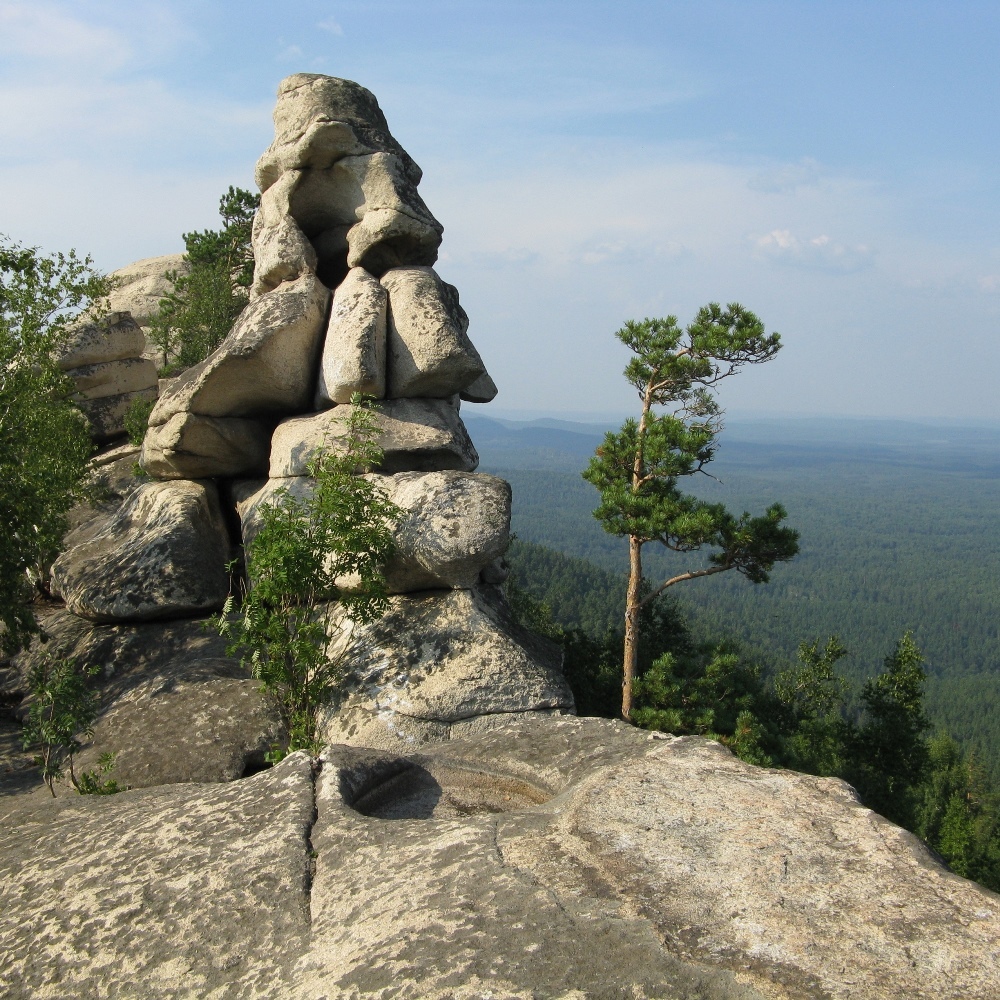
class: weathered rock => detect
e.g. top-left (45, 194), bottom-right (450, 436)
top-left (3, 714), bottom-right (999, 998)
top-left (50, 480), bottom-right (231, 622)
top-left (381, 470), bottom-right (508, 591)
top-left (148, 272), bottom-right (329, 424)
top-left (322, 585), bottom-right (572, 747)
top-left (0, 753), bottom-right (314, 999)
top-left (142, 411), bottom-right (272, 479)
top-left (77, 385), bottom-right (157, 443)
top-left (381, 266), bottom-right (487, 397)
top-left (6, 608), bottom-right (282, 792)
top-left (252, 74), bottom-right (443, 295)
top-left (269, 398), bottom-right (478, 477)
top-left (252, 170), bottom-right (321, 295)
top-left (66, 356), bottom-right (158, 401)
top-left (460, 369), bottom-right (499, 403)
top-left (56, 311), bottom-right (146, 370)
top-left (107, 253), bottom-right (188, 328)
top-left (314, 266), bottom-right (387, 406)
top-left (236, 470), bottom-right (504, 594)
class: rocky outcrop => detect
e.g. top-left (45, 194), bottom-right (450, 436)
top-left (323, 585), bottom-right (572, 747)
top-left (2, 718), bottom-right (998, 999)
top-left (56, 312), bottom-right (158, 442)
top-left (50, 480), bottom-right (231, 622)
top-left (3, 607), bottom-right (281, 792)
top-left (107, 253), bottom-right (188, 333)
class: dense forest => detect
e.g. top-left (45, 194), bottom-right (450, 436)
top-left (469, 413), bottom-right (1000, 787)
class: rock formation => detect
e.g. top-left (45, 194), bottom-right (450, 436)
top-left (44, 72), bottom-right (572, 747)
top-left (56, 311), bottom-right (158, 442)
top-left (106, 253), bottom-right (189, 361)
top-left (2, 717), bottom-right (998, 999)
top-left (2, 73), bottom-right (999, 999)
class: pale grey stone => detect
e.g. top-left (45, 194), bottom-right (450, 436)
top-left (8, 608), bottom-right (282, 790)
top-left (381, 266), bottom-right (486, 397)
top-left (380, 470), bottom-right (508, 591)
top-left (107, 254), bottom-right (188, 329)
top-left (269, 399), bottom-right (478, 478)
top-left (236, 469), bottom-right (503, 594)
top-left (322, 585), bottom-right (572, 747)
top-left (0, 752), bottom-right (313, 999)
top-left (314, 267), bottom-right (387, 406)
top-left (56, 311), bottom-right (146, 370)
top-left (142, 411), bottom-right (272, 479)
top-left (50, 480), bottom-right (231, 622)
top-left (252, 74), bottom-right (443, 294)
top-left (66, 356), bottom-right (158, 401)
top-left (148, 272), bottom-right (329, 425)
top-left (3, 713), bottom-right (1000, 998)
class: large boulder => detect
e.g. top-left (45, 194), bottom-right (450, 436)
top-left (50, 480), bottom-right (231, 622)
top-left (381, 266), bottom-right (487, 398)
top-left (77, 386), bottom-right (158, 443)
top-left (142, 411), bottom-right (272, 479)
top-left (148, 272), bottom-right (329, 423)
top-left (252, 74), bottom-right (442, 293)
top-left (107, 254), bottom-right (188, 328)
top-left (56, 311), bottom-right (147, 370)
top-left (322, 585), bottom-right (573, 747)
top-left (314, 266), bottom-right (387, 406)
top-left (235, 470), bottom-right (506, 594)
top-left (66, 357), bottom-right (157, 401)
top-left (381, 470), bottom-right (508, 591)
top-left (3, 718), bottom-right (999, 999)
top-left (269, 398), bottom-right (478, 477)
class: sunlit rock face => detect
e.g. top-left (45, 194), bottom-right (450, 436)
top-left (48, 73), bottom-right (563, 742)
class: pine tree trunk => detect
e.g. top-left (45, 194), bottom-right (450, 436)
top-left (622, 534), bottom-right (643, 721)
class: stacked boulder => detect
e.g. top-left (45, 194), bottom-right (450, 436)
top-left (50, 73), bottom-right (572, 751)
top-left (106, 253), bottom-right (189, 362)
top-left (56, 311), bottom-right (158, 442)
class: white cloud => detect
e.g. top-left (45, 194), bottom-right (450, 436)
top-left (979, 275), bottom-right (1000, 292)
top-left (753, 229), bottom-right (875, 273)
top-left (277, 43), bottom-right (305, 62)
top-left (318, 18), bottom-right (344, 36)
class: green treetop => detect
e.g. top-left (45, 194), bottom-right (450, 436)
top-left (0, 237), bottom-right (110, 655)
top-left (582, 304), bottom-right (799, 720)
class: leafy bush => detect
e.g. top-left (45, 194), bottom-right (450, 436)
top-left (218, 399), bottom-right (400, 759)
top-left (123, 396), bottom-right (156, 447)
top-left (0, 237), bottom-right (109, 654)
top-left (150, 186), bottom-right (259, 374)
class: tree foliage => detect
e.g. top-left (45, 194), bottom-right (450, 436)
top-left (0, 237), bottom-right (109, 655)
top-left (150, 186), bottom-right (260, 373)
top-left (218, 399), bottom-right (400, 759)
top-left (582, 305), bottom-right (799, 718)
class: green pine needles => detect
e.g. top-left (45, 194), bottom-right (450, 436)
top-left (583, 304), bottom-right (800, 720)
top-left (217, 398), bottom-right (401, 760)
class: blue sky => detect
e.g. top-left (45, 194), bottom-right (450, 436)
top-left (2, 1), bottom-right (999, 420)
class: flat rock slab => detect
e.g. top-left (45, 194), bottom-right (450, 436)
top-left (0, 753), bottom-right (316, 1000)
top-left (3, 718), bottom-right (998, 998)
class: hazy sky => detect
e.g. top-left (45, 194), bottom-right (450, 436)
top-left (2, 1), bottom-right (999, 420)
